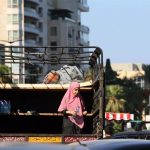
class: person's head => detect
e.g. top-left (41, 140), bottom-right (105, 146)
top-left (72, 86), bottom-right (80, 96)
top-left (70, 82), bottom-right (80, 97)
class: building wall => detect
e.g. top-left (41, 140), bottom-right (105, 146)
top-left (0, 0), bottom-right (89, 83)
top-left (111, 63), bottom-right (143, 72)
top-left (0, 0), bottom-right (8, 42)
top-left (111, 63), bottom-right (145, 88)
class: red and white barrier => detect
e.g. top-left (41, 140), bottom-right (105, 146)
top-left (105, 112), bottom-right (134, 120)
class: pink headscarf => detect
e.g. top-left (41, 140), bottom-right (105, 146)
top-left (58, 82), bottom-right (85, 128)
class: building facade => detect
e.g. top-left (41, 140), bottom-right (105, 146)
top-left (111, 63), bottom-right (145, 88)
top-left (0, 0), bottom-right (89, 83)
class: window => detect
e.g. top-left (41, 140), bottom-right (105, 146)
top-left (79, 0), bottom-right (87, 5)
top-left (80, 31), bottom-right (88, 42)
top-left (8, 14), bottom-right (19, 24)
top-left (8, 30), bottom-right (19, 42)
top-left (39, 37), bottom-right (43, 45)
top-left (39, 22), bottom-right (43, 32)
top-left (8, 0), bottom-right (18, 8)
top-left (38, 7), bottom-right (43, 17)
top-left (51, 27), bottom-right (57, 36)
top-left (50, 42), bottom-right (57, 51)
top-left (12, 48), bottom-right (19, 52)
top-left (13, 78), bottom-right (19, 84)
top-left (135, 76), bottom-right (145, 88)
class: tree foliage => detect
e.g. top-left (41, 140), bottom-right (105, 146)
top-left (105, 59), bottom-right (145, 119)
top-left (105, 58), bottom-right (118, 84)
top-left (142, 64), bottom-right (150, 89)
top-left (105, 60), bottom-right (148, 134)
top-left (0, 64), bottom-right (12, 83)
top-left (122, 79), bottom-right (145, 119)
top-left (106, 85), bottom-right (124, 99)
top-left (106, 96), bottom-right (126, 113)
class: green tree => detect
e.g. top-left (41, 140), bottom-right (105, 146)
top-left (122, 79), bottom-right (145, 120)
top-left (105, 58), bottom-right (145, 114)
top-left (142, 64), bottom-right (150, 89)
top-left (105, 60), bottom-right (146, 133)
top-left (0, 64), bottom-right (12, 83)
top-left (105, 58), bottom-right (118, 84)
top-left (106, 96), bottom-right (126, 113)
top-left (106, 85), bottom-right (124, 98)
top-left (113, 120), bottom-right (123, 133)
top-left (106, 84), bottom-right (126, 113)
top-left (105, 85), bottom-right (126, 134)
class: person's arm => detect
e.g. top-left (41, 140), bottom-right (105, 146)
top-left (81, 98), bottom-right (87, 116)
top-left (62, 109), bottom-right (77, 117)
top-left (83, 110), bottom-right (87, 115)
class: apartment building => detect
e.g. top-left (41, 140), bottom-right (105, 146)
top-left (0, 0), bottom-right (89, 83)
top-left (111, 63), bottom-right (145, 88)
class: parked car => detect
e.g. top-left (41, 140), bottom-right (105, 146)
top-left (69, 139), bottom-right (150, 150)
top-left (112, 130), bottom-right (150, 139)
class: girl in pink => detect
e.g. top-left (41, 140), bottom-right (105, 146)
top-left (58, 82), bottom-right (87, 134)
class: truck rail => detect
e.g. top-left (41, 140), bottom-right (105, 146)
top-left (0, 46), bottom-right (105, 142)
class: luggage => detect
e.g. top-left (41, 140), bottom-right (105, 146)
top-left (56, 65), bottom-right (84, 84)
top-left (0, 100), bottom-right (11, 114)
top-left (43, 65), bottom-right (84, 84)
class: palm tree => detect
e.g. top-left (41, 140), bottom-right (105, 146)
top-left (105, 85), bottom-right (126, 134)
top-left (106, 85), bottom-right (125, 112)
top-left (105, 96), bottom-right (126, 134)
top-left (106, 96), bottom-right (126, 113)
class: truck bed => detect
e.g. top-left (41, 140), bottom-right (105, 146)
top-left (0, 46), bottom-right (105, 142)
top-left (0, 81), bottom-right (94, 139)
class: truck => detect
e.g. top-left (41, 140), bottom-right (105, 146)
top-left (0, 46), bottom-right (105, 143)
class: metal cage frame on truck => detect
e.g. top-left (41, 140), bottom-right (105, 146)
top-left (0, 46), bottom-right (105, 143)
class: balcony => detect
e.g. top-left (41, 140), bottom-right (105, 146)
top-left (80, 24), bottom-right (89, 33)
top-left (25, 39), bottom-right (38, 46)
top-left (78, 0), bottom-right (89, 12)
top-left (24, 8), bottom-right (40, 19)
top-left (25, 23), bottom-right (41, 35)
top-left (79, 37), bottom-right (89, 46)
top-left (25, 0), bottom-right (41, 5)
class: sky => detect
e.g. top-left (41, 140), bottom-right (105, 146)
top-left (82, 0), bottom-right (150, 64)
